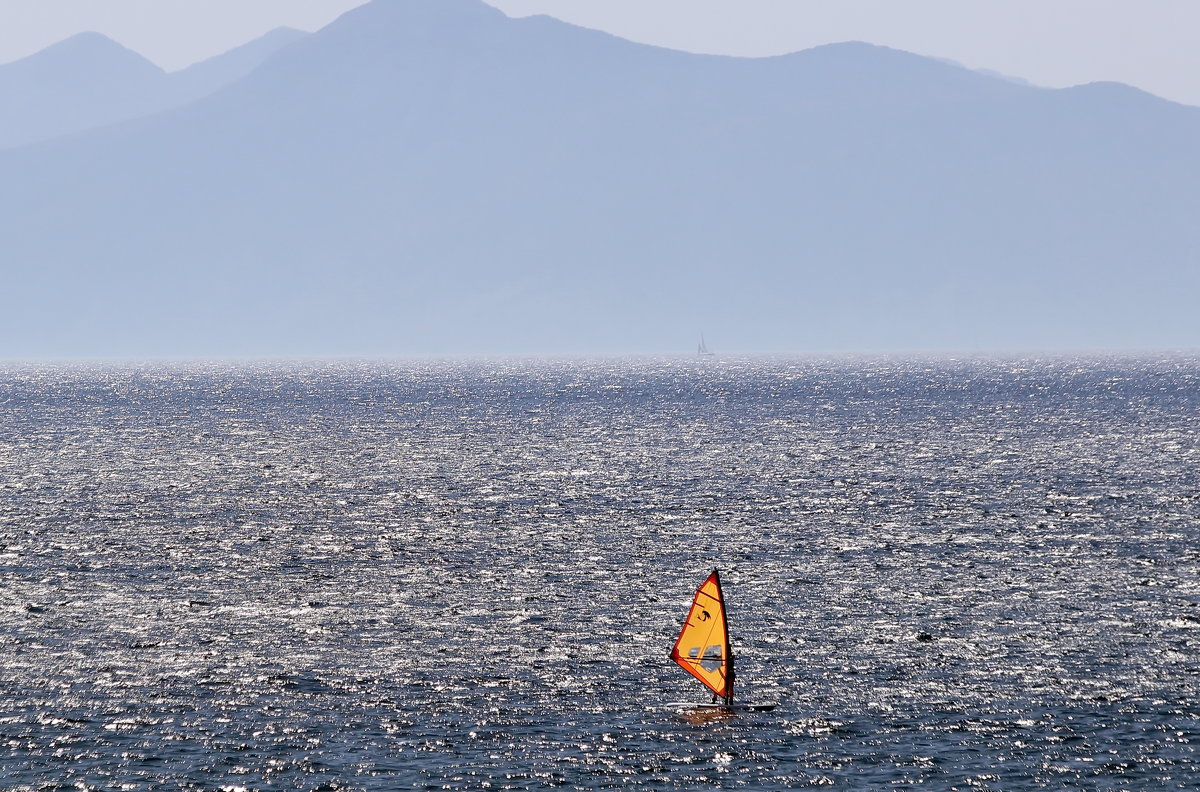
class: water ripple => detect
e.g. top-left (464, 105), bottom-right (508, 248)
top-left (1, 354), bottom-right (1197, 789)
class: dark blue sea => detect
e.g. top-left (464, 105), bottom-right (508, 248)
top-left (1, 355), bottom-right (1198, 790)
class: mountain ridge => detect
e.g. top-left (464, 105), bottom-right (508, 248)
top-left (0, 31), bottom-right (163, 75)
top-left (0, 0), bottom-right (1196, 356)
top-left (0, 27), bottom-right (308, 149)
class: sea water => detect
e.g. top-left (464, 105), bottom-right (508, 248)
top-left (0, 355), bottom-right (1197, 790)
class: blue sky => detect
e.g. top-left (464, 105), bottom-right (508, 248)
top-left (1, 0), bottom-right (1198, 106)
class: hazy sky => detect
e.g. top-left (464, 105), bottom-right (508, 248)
top-left (2, 0), bottom-right (1198, 106)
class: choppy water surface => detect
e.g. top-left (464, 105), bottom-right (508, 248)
top-left (1, 355), bottom-right (1198, 790)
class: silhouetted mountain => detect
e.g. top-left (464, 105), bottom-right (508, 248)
top-left (168, 27), bottom-right (308, 107)
top-left (0, 28), bottom-right (307, 149)
top-left (1, 0), bottom-right (1197, 356)
top-left (0, 32), bottom-right (164, 148)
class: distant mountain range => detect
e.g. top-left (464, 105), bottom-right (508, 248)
top-left (1, 0), bottom-right (1197, 357)
top-left (0, 27), bottom-right (307, 149)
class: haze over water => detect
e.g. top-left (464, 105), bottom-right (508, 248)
top-left (1, 355), bottom-right (1197, 789)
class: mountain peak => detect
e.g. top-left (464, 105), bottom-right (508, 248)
top-left (24, 31), bottom-right (161, 74)
top-left (2, 31), bottom-right (163, 86)
top-left (44, 30), bottom-right (125, 53)
top-left (334, 0), bottom-right (506, 32)
top-left (259, 27), bottom-right (309, 44)
top-left (0, 31), bottom-right (167, 149)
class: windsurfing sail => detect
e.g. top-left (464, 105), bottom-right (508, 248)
top-left (670, 569), bottom-right (734, 704)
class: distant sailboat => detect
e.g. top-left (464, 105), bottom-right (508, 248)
top-left (697, 334), bottom-right (715, 357)
top-left (668, 570), bottom-right (775, 711)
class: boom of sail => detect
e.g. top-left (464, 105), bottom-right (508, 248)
top-left (669, 569), bottom-right (734, 704)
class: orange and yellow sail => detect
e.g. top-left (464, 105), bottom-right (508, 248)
top-left (670, 570), bottom-right (734, 702)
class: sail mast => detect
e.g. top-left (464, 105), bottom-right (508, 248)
top-left (715, 569), bottom-right (733, 705)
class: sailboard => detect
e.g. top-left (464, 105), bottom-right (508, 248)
top-left (668, 569), bottom-right (775, 712)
